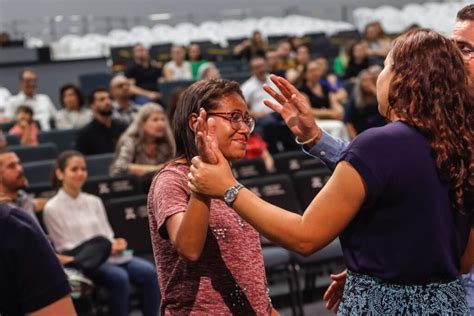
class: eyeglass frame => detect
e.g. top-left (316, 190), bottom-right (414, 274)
top-left (206, 111), bottom-right (255, 133)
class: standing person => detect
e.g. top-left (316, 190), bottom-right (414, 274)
top-left (0, 204), bottom-right (76, 316)
top-left (189, 29), bottom-right (473, 314)
top-left (5, 69), bottom-right (57, 131)
top-left (147, 79), bottom-right (275, 315)
top-left (43, 150), bottom-right (160, 316)
top-left (55, 84), bottom-right (93, 130)
top-left (110, 103), bottom-right (175, 177)
top-left (75, 88), bottom-right (127, 155)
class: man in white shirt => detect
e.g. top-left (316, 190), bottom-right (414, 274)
top-left (241, 57), bottom-right (277, 119)
top-left (6, 69), bottom-right (57, 131)
top-left (109, 74), bottom-right (139, 125)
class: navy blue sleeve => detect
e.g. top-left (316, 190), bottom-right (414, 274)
top-left (5, 208), bottom-right (71, 313)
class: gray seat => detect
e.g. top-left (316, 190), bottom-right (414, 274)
top-left (85, 153), bottom-right (115, 177)
top-left (8, 143), bottom-right (59, 163)
top-left (38, 129), bottom-right (78, 151)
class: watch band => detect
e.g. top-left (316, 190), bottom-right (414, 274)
top-left (224, 183), bottom-right (244, 207)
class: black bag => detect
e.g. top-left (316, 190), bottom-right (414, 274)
top-left (63, 235), bottom-right (111, 274)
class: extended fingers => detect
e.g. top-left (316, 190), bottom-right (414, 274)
top-left (263, 99), bottom-right (283, 112)
top-left (263, 84), bottom-right (287, 105)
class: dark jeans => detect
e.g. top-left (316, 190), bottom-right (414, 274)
top-left (92, 257), bottom-right (160, 316)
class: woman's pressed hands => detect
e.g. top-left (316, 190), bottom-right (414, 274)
top-left (188, 114), bottom-right (238, 198)
top-left (194, 108), bottom-right (218, 164)
top-left (263, 75), bottom-right (321, 143)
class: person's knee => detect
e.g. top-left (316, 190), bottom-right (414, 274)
top-left (107, 268), bottom-right (130, 289)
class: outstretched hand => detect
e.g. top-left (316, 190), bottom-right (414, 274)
top-left (263, 75), bottom-right (321, 143)
top-left (195, 108), bottom-right (218, 164)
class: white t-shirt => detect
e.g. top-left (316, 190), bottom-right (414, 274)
top-left (0, 87), bottom-right (11, 116)
top-left (43, 189), bottom-right (114, 252)
top-left (6, 91), bottom-right (57, 131)
top-left (163, 61), bottom-right (193, 81)
top-left (241, 74), bottom-right (278, 115)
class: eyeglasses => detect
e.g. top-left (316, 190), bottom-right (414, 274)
top-left (207, 111), bottom-right (255, 133)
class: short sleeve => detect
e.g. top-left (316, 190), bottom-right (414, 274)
top-left (338, 129), bottom-right (388, 203)
top-left (5, 208), bottom-right (70, 313)
top-left (151, 167), bottom-right (190, 239)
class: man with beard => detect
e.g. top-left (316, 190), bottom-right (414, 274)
top-left (75, 88), bottom-right (127, 155)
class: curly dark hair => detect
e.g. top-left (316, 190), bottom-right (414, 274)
top-left (387, 28), bottom-right (473, 214)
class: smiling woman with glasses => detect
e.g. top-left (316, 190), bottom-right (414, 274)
top-left (147, 79), bottom-right (277, 315)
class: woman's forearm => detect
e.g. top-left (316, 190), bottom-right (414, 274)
top-left (172, 193), bottom-right (211, 261)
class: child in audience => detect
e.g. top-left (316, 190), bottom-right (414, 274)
top-left (44, 150), bottom-right (160, 316)
top-left (9, 105), bottom-right (39, 145)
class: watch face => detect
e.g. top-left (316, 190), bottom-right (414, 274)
top-left (224, 189), bottom-right (235, 204)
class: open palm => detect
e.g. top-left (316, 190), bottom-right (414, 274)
top-left (263, 75), bottom-right (320, 141)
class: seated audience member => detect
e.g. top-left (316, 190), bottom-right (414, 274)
top-left (241, 57), bottom-right (277, 119)
top-left (333, 41), bottom-right (353, 77)
top-left (299, 60), bottom-right (344, 120)
top-left (44, 150), bottom-right (160, 316)
top-left (110, 75), bottom-right (139, 125)
top-left (124, 43), bottom-right (162, 104)
top-left (314, 57), bottom-right (348, 103)
top-left (0, 204), bottom-right (76, 316)
top-left (276, 40), bottom-right (296, 70)
top-left (344, 69), bottom-right (386, 138)
top-left (244, 131), bottom-right (274, 172)
top-left (75, 88), bottom-right (127, 155)
top-left (197, 63), bottom-right (221, 80)
top-left (286, 45), bottom-right (311, 83)
top-left (265, 49), bottom-right (286, 77)
top-left (163, 45), bottom-right (193, 82)
top-left (9, 105), bottom-right (39, 146)
top-left (242, 57), bottom-right (297, 153)
top-left (0, 85), bottom-right (11, 121)
top-left (363, 21), bottom-right (391, 60)
top-left (110, 103), bottom-right (175, 177)
top-left (187, 43), bottom-right (207, 80)
top-left (55, 84), bottom-right (93, 130)
top-left (6, 69), bottom-right (57, 131)
top-left (344, 41), bottom-right (371, 80)
top-left (233, 30), bottom-right (269, 61)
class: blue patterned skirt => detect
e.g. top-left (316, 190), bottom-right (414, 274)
top-left (337, 270), bottom-right (470, 315)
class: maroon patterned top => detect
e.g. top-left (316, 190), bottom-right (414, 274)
top-left (148, 162), bottom-right (272, 315)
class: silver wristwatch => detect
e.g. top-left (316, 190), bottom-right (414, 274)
top-left (223, 183), bottom-right (244, 207)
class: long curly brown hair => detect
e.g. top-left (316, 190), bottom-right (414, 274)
top-left (387, 29), bottom-right (473, 214)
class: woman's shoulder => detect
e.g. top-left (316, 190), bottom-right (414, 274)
top-left (157, 161), bottom-right (189, 179)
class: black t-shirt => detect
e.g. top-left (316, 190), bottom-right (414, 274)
top-left (0, 205), bottom-right (70, 315)
top-left (125, 62), bottom-right (161, 92)
top-left (75, 118), bottom-right (127, 155)
top-left (299, 84), bottom-right (331, 109)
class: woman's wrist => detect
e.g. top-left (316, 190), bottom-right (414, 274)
top-left (296, 127), bottom-right (322, 148)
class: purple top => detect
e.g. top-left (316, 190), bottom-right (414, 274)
top-left (338, 120), bottom-right (471, 284)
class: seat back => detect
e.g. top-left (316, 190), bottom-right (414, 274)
top-left (78, 72), bottom-right (112, 97)
top-left (158, 80), bottom-right (195, 107)
top-left (292, 168), bottom-right (332, 208)
top-left (85, 153), bottom-right (115, 177)
top-left (273, 151), bottom-right (326, 174)
top-left (105, 195), bottom-right (151, 254)
top-left (38, 129), bottom-right (78, 151)
top-left (83, 174), bottom-right (140, 201)
top-left (241, 174), bottom-right (301, 214)
top-left (8, 143), bottom-right (59, 163)
top-left (231, 158), bottom-right (267, 180)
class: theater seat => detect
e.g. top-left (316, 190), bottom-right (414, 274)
top-left (104, 195), bottom-right (151, 255)
top-left (273, 151), bottom-right (326, 174)
top-left (8, 143), bottom-right (59, 163)
top-left (231, 158), bottom-right (267, 180)
top-left (83, 174), bottom-right (140, 201)
top-left (78, 72), bottom-right (112, 97)
top-left (38, 129), bottom-right (78, 151)
top-left (292, 168), bottom-right (332, 209)
top-left (241, 174), bottom-right (301, 214)
top-left (158, 80), bottom-right (195, 108)
top-left (85, 153), bottom-right (115, 177)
